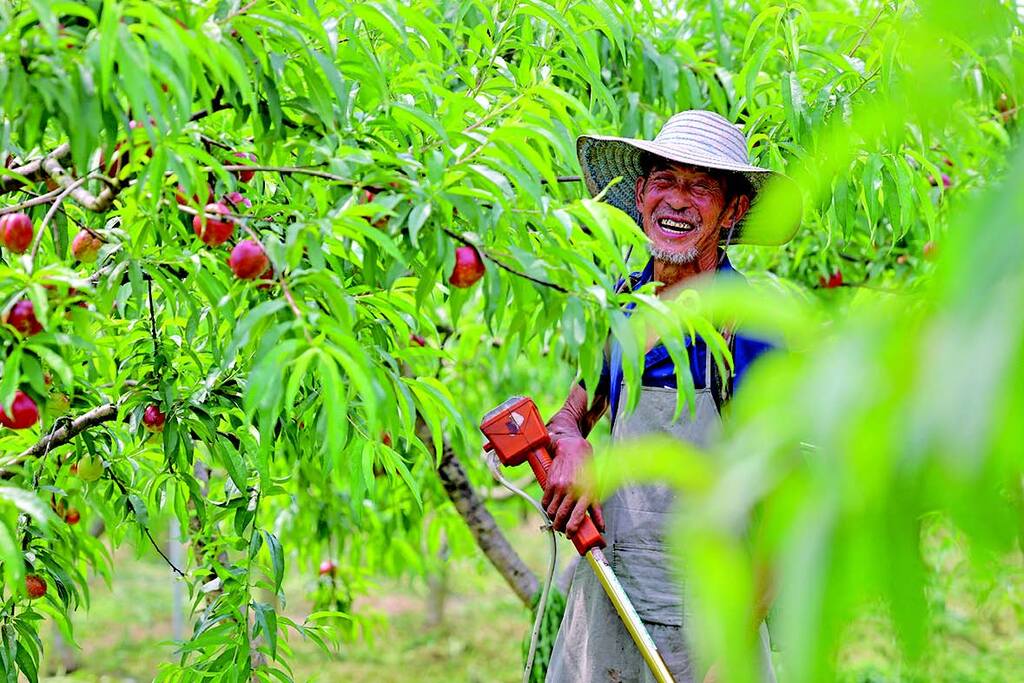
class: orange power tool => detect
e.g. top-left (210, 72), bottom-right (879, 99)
top-left (480, 396), bottom-right (675, 683)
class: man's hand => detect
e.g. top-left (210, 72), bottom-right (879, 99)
top-left (541, 435), bottom-right (605, 535)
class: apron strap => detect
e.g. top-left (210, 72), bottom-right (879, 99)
top-left (704, 333), bottom-right (713, 388)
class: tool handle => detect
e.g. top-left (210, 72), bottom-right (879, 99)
top-left (526, 446), bottom-right (605, 556)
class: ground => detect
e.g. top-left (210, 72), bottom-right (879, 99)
top-left (37, 521), bottom-right (1024, 682)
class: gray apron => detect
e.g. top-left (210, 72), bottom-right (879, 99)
top-left (546, 353), bottom-right (776, 683)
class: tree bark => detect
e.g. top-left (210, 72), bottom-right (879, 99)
top-left (0, 144), bottom-right (71, 193)
top-left (0, 402), bottom-right (119, 479)
top-left (424, 530), bottom-right (449, 628)
top-left (436, 443), bottom-right (538, 606)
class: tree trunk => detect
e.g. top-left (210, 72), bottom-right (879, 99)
top-left (48, 627), bottom-right (78, 674)
top-left (436, 443), bottom-right (539, 606)
top-left (424, 530), bottom-right (450, 628)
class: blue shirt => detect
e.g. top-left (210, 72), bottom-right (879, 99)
top-left (588, 255), bottom-right (775, 424)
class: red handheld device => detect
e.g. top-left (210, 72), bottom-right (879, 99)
top-left (480, 396), bottom-right (605, 556)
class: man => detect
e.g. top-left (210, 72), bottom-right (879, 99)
top-left (542, 110), bottom-right (801, 683)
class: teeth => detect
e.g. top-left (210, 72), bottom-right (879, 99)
top-left (659, 218), bottom-right (694, 232)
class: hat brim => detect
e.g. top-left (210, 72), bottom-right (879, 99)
top-left (577, 134), bottom-right (802, 247)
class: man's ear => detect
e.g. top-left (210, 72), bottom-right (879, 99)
top-left (634, 174), bottom-right (646, 214)
top-left (723, 193), bottom-right (751, 229)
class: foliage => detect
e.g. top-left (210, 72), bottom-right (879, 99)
top-left (0, 0), bottom-right (1020, 680)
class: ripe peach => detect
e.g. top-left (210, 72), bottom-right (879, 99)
top-left (229, 239), bottom-right (270, 280)
top-left (192, 203), bottom-right (235, 246)
top-left (0, 213), bottom-right (34, 253)
top-left (448, 246), bottom-right (485, 288)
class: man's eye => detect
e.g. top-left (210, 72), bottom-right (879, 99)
top-left (692, 184), bottom-right (710, 195)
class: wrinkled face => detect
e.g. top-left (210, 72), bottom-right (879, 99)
top-left (634, 161), bottom-right (747, 266)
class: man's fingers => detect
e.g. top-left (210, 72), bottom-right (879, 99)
top-left (566, 497), bottom-right (589, 536)
top-left (590, 502), bottom-right (605, 533)
top-left (553, 495), bottom-right (576, 532)
top-left (542, 477), bottom-right (565, 511)
top-left (544, 489), bottom-right (563, 518)
top-left (541, 486), bottom-right (554, 509)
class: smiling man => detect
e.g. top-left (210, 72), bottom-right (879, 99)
top-left (541, 110), bottom-right (801, 683)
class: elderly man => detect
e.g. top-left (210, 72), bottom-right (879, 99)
top-left (542, 110), bottom-right (800, 683)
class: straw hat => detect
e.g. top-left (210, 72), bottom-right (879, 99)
top-left (576, 110), bottom-right (802, 246)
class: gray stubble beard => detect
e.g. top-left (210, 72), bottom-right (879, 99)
top-left (648, 243), bottom-right (699, 265)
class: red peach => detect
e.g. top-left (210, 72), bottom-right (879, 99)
top-left (233, 152), bottom-right (257, 183)
top-left (0, 391), bottom-right (40, 430)
top-left (448, 245), bottom-right (486, 288)
top-left (192, 203), bottom-right (235, 246)
top-left (71, 230), bottom-right (103, 263)
top-left (25, 574), bottom-right (46, 599)
top-left (142, 404), bottom-right (166, 433)
top-left (228, 239), bottom-right (270, 280)
top-left (3, 300), bottom-right (43, 336)
top-left (0, 213), bottom-right (34, 253)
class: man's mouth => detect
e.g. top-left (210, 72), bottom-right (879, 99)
top-left (656, 217), bottom-right (697, 233)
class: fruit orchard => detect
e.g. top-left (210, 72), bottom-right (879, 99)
top-left (1, 1), bottom-right (1023, 681)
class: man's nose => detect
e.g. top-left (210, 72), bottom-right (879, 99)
top-left (666, 189), bottom-right (690, 212)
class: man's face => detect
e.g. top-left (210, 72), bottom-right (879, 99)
top-left (634, 161), bottom-right (748, 266)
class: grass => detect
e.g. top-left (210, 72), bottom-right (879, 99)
top-left (36, 521), bottom-right (1024, 682)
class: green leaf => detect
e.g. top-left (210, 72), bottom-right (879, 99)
top-left (263, 531), bottom-right (285, 596)
top-left (253, 602), bottom-right (279, 661)
top-left (407, 201), bottom-right (432, 242)
top-left (0, 488), bottom-right (51, 529)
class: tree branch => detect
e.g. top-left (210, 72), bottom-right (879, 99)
top-left (0, 402), bottom-right (120, 478)
top-left (213, 164), bottom-right (354, 184)
top-left (0, 144), bottom-right (71, 194)
top-left (3, 398), bottom-right (185, 578)
top-left (107, 467), bottom-right (186, 577)
top-left (147, 279), bottom-right (161, 367)
top-left (846, 3), bottom-right (888, 58)
top-left (0, 98), bottom-right (228, 197)
top-left (846, 64), bottom-right (882, 100)
top-left (189, 90), bottom-right (232, 122)
top-left (199, 133), bottom-right (234, 152)
top-left (540, 175), bottom-right (583, 185)
top-left (225, 0), bottom-right (260, 22)
top-left (0, 186), bottom-right (67, 215)
top-left (39, 156), bottom-right (121, 213)
top-left (28, 173), bottom-right (97, 263)
top-left (441, 227), bottom-right (569, 293)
